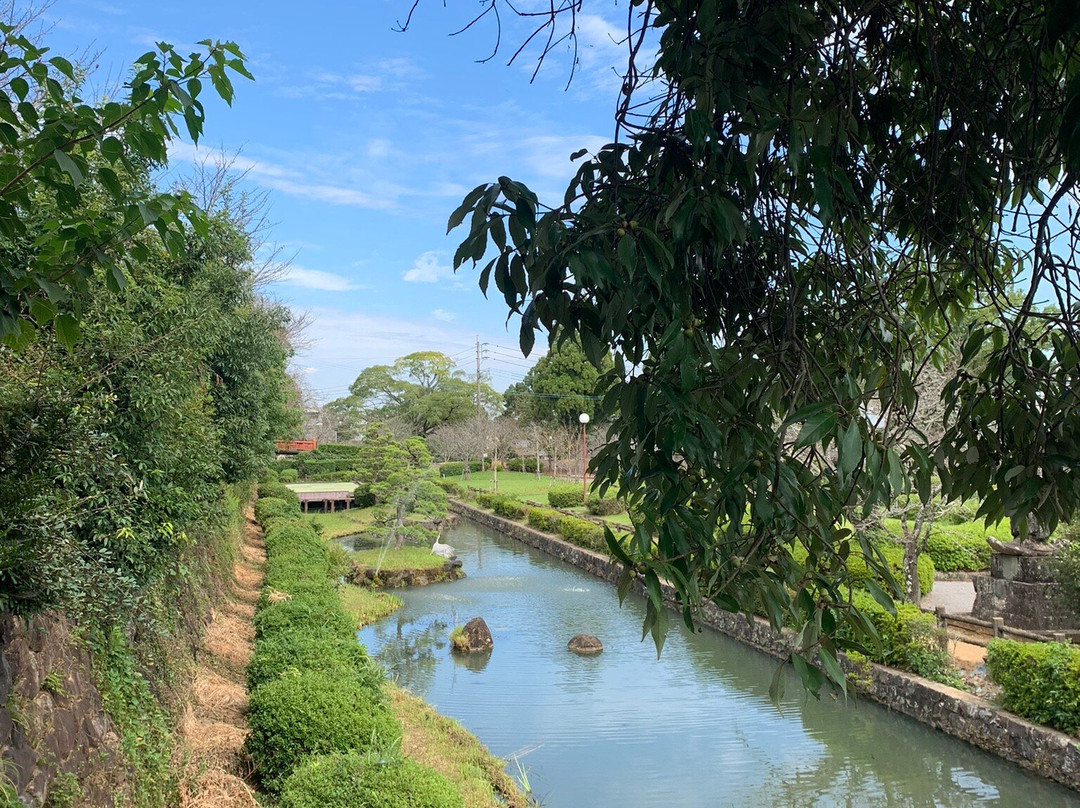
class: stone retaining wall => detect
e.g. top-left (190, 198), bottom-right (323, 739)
top-left (0, 611), bottom-right (126, 806)
top-left (451, 500), bottom-right (1080, 793)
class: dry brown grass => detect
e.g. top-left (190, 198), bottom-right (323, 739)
top-left (232, 562), bottom-right (262, 592)
top-left (240, 542), bottom-right (266, 565)
top-left (193, 670), bottom-right (247, 725)
top-left (179, 767), bottom-right (259, 808)
top-left (180, 709), bottom-right (249, 772)
top-left (203, 611), bottom-right (254, 670)
top-left (265, 589), bottom-right (290, 604)
top-left (223, 599), bottom-right (256, 621)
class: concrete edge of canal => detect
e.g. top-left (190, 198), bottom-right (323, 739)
top-left (448, 500), bottom-right (1080, 794)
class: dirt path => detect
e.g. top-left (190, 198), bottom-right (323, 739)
top-left (177, 512), bottom-right (265, 808)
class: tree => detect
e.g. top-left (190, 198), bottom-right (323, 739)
top-left (441, 0), bottom-right (1080, 688)
top-left (345, 351), bottom-right (500, 436)
top-left (504, 339), bottom-right (611, 425)
top-left (0, 24), bottom-right (252, 348)
top-left (354, 424), bottom-right (445, 549)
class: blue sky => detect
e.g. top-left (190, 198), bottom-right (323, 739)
top-left (40, 0), bottom-right (630, 401)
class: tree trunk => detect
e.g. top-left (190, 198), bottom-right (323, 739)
top-left (903, 537), bottom-right (921, 604)
top-left (393, 501), bottom-right (406, 550)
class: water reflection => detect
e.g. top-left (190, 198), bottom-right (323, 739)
top-left (359, 520), bottom-right (1080, 808)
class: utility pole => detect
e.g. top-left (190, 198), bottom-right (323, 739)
top-left (476, 336), bottom-right (483, 472)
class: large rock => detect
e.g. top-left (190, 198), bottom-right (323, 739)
top-left (452, 617), bottom-right (493, 654)
top-left (567, 634), bottom-right (603, 655)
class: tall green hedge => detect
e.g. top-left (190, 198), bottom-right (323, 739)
top-left (548, 484), bottom-right (584, 508)
top-left (986, 640), bottom-right (1080, 733)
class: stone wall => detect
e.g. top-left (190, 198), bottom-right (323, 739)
top-left (451, 500), bottom-right (1080, 793)
top-left (0, 611), bottom-right (126, 807)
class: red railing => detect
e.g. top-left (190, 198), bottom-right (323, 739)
top-left (274, 439), bottom-right (318, 453)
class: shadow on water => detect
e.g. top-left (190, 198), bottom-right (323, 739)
top-left (359, 519), bottom-right (1080, 808)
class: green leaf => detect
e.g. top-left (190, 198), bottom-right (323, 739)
top-left (817, 646), bottom-right (847, 697)
top-left (54, 313), bottom-right (81, 349)
top-left (53, 150), bottom-right (84, 188)
top-left (795, 410), bottom-right (837, 448)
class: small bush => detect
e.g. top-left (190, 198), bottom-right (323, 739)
top-left (586, 495), bottom-right (625, 516)
top-left (924, 524), bottom-right (994, 572)
top-left (439, 462), bottom-right (464, 477)
top-left (352, 486), bottom-right (377, 508)
top-left (527, 507), bottom-right (562, 533)
top-left (248, 632), bottom-right (384, 692)
top-left (505, 458), bottom-right (540, 473)
top-left (491, 497), bottom-right (527, 520)
top-left (254, 593), bottom-right (356, 642)
top-left (986, 640), bottom-right (1080, 733)
top-left (258, 482), bottom-right (300, 505)
top-left (844, 591), bottom-right (959, 685)
top-left (279, 468), bottom-right (299, 482)
top-left (437, 480), bottom-right (464, 497)
top-left (259, 468), bottom-right (280, 484)
top-left (557, 516), bottom-right (606, 552)
top-left (548, 484), bottom-right (584, 509)
top-left (254, 497), bottom-right (297, 526)
top-left (279, 753), bottom-right (463, 808)
top-left (246, 671), bottom-right (401, 794)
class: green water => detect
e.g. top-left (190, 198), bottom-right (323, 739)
top-left (358, 519), bottom-right (1080, 807)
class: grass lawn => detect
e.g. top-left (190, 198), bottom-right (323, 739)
top-left (349, 545), bottom-right (447, 571)
top-left (309, 506), bottom-right (375, 539)
top-left (284, 481), bottom-right (356, 493)
top-left (339, 583), bottom-right (401, 627)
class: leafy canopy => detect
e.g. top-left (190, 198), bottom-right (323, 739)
top-left (0, 25), bottom-right (252, 349)
top-left (443, 0), bottom-right (1080, 691)
top-left (346, 351), bottom-right (499, 436)
top-left (504, 338), bottom-right (611, 425)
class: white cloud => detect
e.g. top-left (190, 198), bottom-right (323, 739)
top-left (403, 251), bottom-right (454, 283)
top-left (280, 265), bottom-right (361, 292)
top-left (431, 309), bottom-right (456, 322)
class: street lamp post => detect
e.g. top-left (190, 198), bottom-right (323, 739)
top-left (578, 413), bottom-right (590, 502)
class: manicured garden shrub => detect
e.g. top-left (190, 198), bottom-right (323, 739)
top-left (505, 457), bottom-right (540, 473)
top-left (257, 482), bottom-right (300, 505)
top-left (352, 485), bottom-right (378, 508)
top-left (527, 508), bottom-right (562, 533)
top-left (491, 497), bottom-right (527, 520)
top-left (844, 591), bottom-right (959, 685)
top-left (279, 753), bottom-right (463, 808)
top-left (253, 593), bottom-right (355, 642)
top-left (438, 462), bottom-right (464, 477)
top-left (437, 480), bottom-right (464, 497)
top-left (548, 484), bottom-right (584, 509)
top-left (254, 497), bottom-right (296, 526)
top-left (986, 640), bottom-right (1080, 733)
top-left (586, 495), bottom-right (625, 516)
top-left (247, 632), bottom-right (384, 692)
top-left (924, 524), bottom-right (993, 572)
top-left (246, 671), bottom-right (401, 794)
top-left (259, 468), bottom-right (280, 484)
top-left (279, 468), bottom-right (299, 482)
top-left (557, 516), bottom-right (606, 552)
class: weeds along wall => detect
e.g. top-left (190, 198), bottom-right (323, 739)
top-left (248, 495), bottom-right (465, 807)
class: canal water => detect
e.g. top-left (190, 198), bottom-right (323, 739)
top-left (357, 519), bottom-right (1080, 808)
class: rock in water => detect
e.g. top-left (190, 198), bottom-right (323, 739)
top-left (568, 634), bottom-right (603, 655)
top-left (453, 617), bottom-right (493, 654)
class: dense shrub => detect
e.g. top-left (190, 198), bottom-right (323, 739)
top-left (986, 640), bottom-right (1080, 733)
top-left (438, 462), bottom-right (464, 477)
top-left (437, 480), bottom-right (465, 497)
top-left (254, 497), bottom-right (296, 526)
top-left (247, 632), bottom-right (384, 692)
top-left (790, 541), bottom-right (934, 597)
top-left (924, 524), bottom-right (994, 572)
top-left (586, 495), bottom-right (625, 516)
top-left (246, 671), bottom-right (401, 794)
top-left (279, 468), bottom-right (299, 483)
top-left (844, 591), bottom-right (959, 685)
top-left (548, 484), bottom-right (584, 508)
top-left (298, 457), bottom-right (355, 479)
top-left (557, 516), bottom-right (606, 552)
top-left (260, 468), bottom-right (280, 484)
top-left (258, 482), bottom-right (300, 505)
top-left (527, 508), bottom-right (562, 533)
top-left (505, 458), bottom-right (540, 473)
top-left (352, 486), bottom-right (378, 508)
top-left (279, 754), bottom-right (463, 808)
top-left (254, 594), bottom-right (355, 642)
top-left (483, 495), bottom-right (527, 520)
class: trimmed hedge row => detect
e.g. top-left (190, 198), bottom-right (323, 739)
top-left (248, 496), bottom-right (460, 804)
top-left (986, 640), bottom-right (1080, 734)
top-left (505, 457), bottom-right (540, 473)
top-left (438, 461), bottom-right (485, 477)
top-left (548, 484), bottom-right (584, 508)
top-left (586, 494), bottom-right (625, 516)
top-left (468, 493), bottom-right (611, 555)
